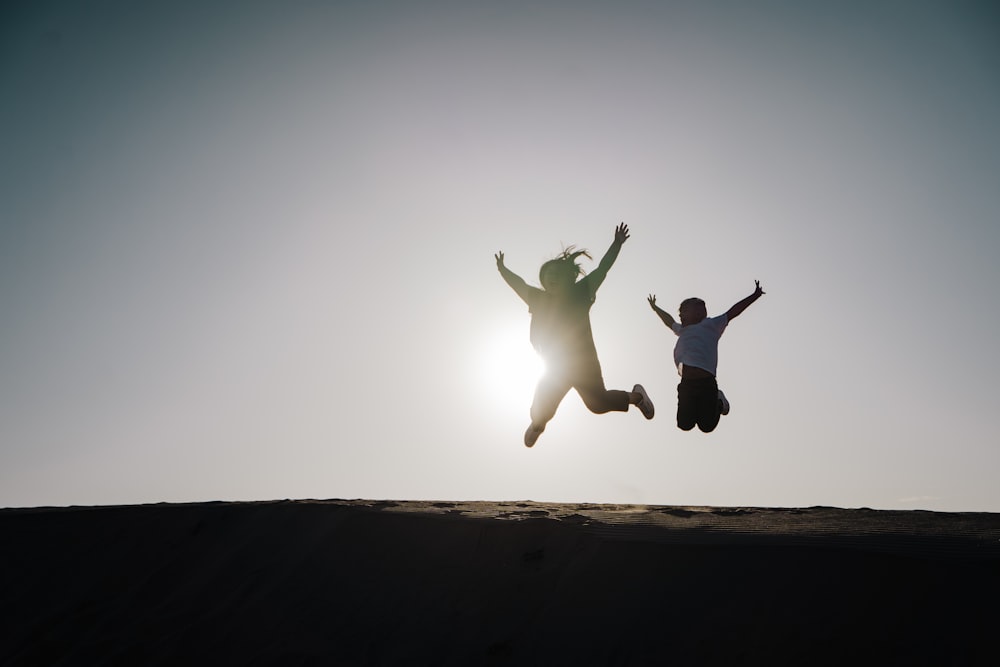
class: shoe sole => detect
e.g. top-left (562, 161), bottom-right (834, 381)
top-left (633, 384), bottom-right (655, 420)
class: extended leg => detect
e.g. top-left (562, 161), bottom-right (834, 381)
top-left (525, 372), bottom-right (572, 447)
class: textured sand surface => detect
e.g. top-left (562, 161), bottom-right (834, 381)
top-left (3, 500), bottom-right (999, 665)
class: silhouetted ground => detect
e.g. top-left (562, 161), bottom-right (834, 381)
top-left (2, 499), bottom-right (999, 666)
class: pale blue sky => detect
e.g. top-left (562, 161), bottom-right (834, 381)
top-left (2, 1), bottom-right (998, 511)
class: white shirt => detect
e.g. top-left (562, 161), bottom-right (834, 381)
top-left (671, 314), bottom-right (728, 376)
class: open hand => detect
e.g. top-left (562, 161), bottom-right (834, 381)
top-left (615, 222), bottom-right (630, 244)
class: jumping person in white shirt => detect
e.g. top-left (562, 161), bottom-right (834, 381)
top-left (648, 282), bottom-right (764, 432)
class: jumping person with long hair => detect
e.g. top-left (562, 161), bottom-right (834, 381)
top-left (496, 223), bottom-right (655, 447)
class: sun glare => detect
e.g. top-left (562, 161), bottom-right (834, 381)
top-left (478, 326), bottom-right (545, 414)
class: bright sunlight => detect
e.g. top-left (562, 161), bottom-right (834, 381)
top-left (477, 324), bottom-right (545, 415)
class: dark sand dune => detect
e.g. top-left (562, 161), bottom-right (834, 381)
top-left (2, 500), bottom-right (999, 666)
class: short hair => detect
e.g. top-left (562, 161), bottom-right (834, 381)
top-left (679, 297), bottom-right (705, 314)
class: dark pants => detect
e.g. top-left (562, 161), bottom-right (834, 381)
top-left (530, 368), bottom-right (630, 427)
top-left (677, 376), bottom-right (721, 433)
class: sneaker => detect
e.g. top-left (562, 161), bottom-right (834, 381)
top-left (633, 384), bottom-right (655, 420)
top-left (524, 424), bottom-right (544, 448)
top-left (718, 390), bottom-right (730, 416)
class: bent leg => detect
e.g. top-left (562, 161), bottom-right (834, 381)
top-left (696, 404), bottom-right (721, 432)
top-left (576, 384), bottom-right (630, 414)
top-left (571, 360), bottom-right (629, 415)
top-left (678, 378), bottom-right (720, 432)
top-left (695, 378), bottom-right (721, 433)
top-left (676, 382), bottom-right (697, 431)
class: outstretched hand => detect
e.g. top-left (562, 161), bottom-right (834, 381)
top-left (647, 294), bottom-right (658, 310)
top-left (495, 251), bottom-right (505, 270)
top-left (614, 222), bottom-right (630, 244)
top-left (725, 280), bottom-right (765, 321)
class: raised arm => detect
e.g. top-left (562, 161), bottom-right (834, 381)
top-left (495, 251), bottom-right (541, 305)
top-left (647, 294), bottom-right (677, 329)
top-left (725, 280), bottom-right (765, 321)
top-left (586, 223), bottom-right (629, 292)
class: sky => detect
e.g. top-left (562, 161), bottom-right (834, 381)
top-left (2, 0), bottom-right (999, 512)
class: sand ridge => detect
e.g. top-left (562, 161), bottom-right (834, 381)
top-left (304, 499), bottom-right (1000, 559)
top-left (2, 499), bottom-right (998, 665)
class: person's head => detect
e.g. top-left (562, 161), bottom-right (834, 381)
top-left (539, 247), bottom-right (590, 294)
top-left (678, 297), bottom-right (707, 326)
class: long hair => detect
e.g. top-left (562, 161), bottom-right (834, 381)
top-left (539, 245), bottom-right (591, 284)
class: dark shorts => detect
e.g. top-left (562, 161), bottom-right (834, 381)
top-left (677, 376), bottom-right (721, 433)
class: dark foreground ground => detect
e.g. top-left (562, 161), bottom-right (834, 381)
top-left (2, 499), bottom-right (999, 666)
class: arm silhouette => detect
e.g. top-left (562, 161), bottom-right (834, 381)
top-left (585, 223), bottom-right (629, 293)
top-left (725, 281), bottom-right (765, 321)
top-left (648, 294), bottom-right (677, 329)
top-left (496, 251), bottom-right (542, 305)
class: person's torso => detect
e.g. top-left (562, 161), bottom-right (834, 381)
top-left (528, 281), bottom-right (597, 358)
top-left (672, 314), bottom-right (727, 375)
